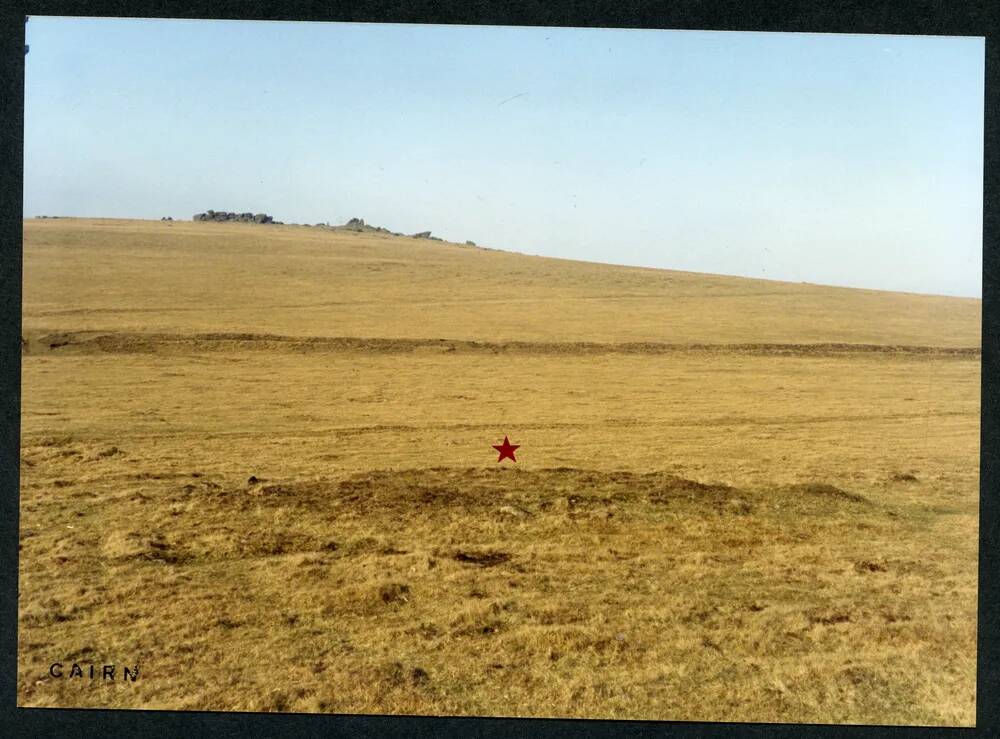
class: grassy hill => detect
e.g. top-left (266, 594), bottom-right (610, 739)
top-left (21, 218), bottom-right (981, 346)
top-left (17, 218), bottom-right (980, 725)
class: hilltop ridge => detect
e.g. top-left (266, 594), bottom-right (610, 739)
top-left (184, 211), bottom-right (474, 244)
top-left (22, 218), bottom-right (981, 348)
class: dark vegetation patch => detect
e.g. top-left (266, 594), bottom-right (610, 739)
top-left (236, 530), bottom-right (316, 558)
top-left (854, 560), bottom-right (889, 573)
top-left (374, 661), bottom-right (432, 689)
top-left (132, 471), bottom-right (192, 480)
top-left (377, 582), bottom-right (411, 604)
top-left (409, 667), bottom-right (431, 687)
top-left (22, 329), bottom-right (979, 359)
top-left (35, 435), bottom-right (75, 448)
top-left (809, 611), bottom-right (852, 626)
top-left (881, 610), bottom-right (913, 624)
top-left (784, 482), bottom-right (868, 504)
top-left (453, 550), bottom-right (512, 567)
top-left (647, 477), bottom-right (740, 509)
top-left (378, 546), bottom-right (408, 555)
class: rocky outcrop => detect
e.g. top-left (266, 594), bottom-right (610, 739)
top-left (187, 211), bottom-right (471, 244)
top-left (326, 217), bottom-right (403, 236)
top-left (193, 210), bottom-right (274, 224)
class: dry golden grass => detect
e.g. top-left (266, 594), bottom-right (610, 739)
top-left (18, 218), bottom-right (980, 724)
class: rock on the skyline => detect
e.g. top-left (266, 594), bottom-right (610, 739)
top-left (192, 211), bottom-right (274, 224)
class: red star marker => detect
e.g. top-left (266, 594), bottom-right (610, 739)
top-left (492, 435), bottom-right (520, 463)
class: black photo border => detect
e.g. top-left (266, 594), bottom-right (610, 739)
top-left (1, 1), bottom-right (996, 737)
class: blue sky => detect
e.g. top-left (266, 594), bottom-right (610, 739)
top-left (24, 18), bottom-right (984, 297)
